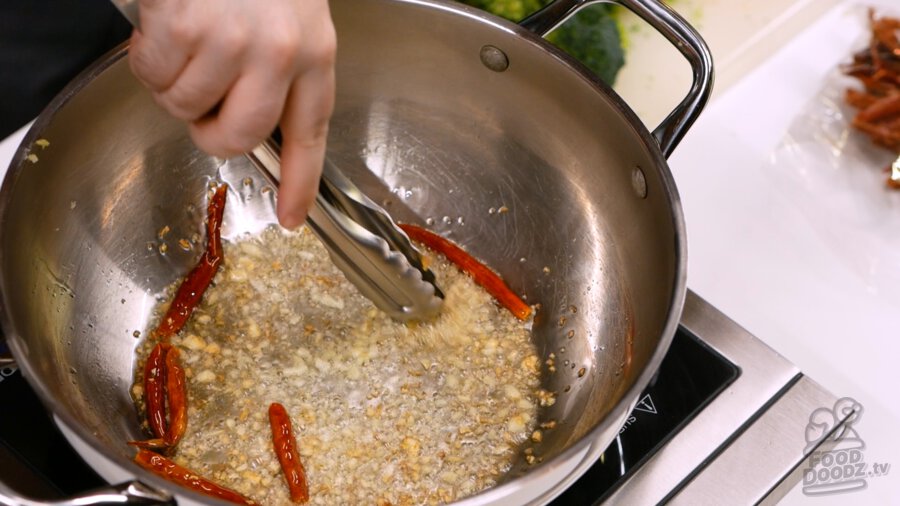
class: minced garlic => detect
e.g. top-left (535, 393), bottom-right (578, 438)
top-left (133, 225), bottom-right (542, 505)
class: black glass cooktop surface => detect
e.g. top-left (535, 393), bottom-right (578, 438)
top-left (0, 326), bottom-right (738, 503)
top-left (551, 326), bottom-right (739, 504)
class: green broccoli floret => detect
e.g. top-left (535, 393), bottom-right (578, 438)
top-left (459, 0), bottom-right (624, 85)
top-left (461, 0), bottom-right (550, 22)
top-left (546, 5), bottom-right (624, 85)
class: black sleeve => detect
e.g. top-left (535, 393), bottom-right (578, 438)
top-left (0, 0), bottom-right (132, 138)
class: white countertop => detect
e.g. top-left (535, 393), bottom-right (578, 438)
top-left (1, 0), bottom-right (897, 502)
top-left (649, 0), bottom-right (900, 503)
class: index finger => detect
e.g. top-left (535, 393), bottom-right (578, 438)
top-left (276, 67), bottom-right (336, 229)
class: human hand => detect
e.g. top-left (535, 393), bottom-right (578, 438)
top-left (128, 0), bottom-right (336, 229)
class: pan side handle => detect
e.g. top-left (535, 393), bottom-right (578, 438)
top-left (520, 0), bottom-right (714, 159)
top-left (0, 480), bottom-right (172, 506)
top-left (0, 347), bottom-right (15, 368)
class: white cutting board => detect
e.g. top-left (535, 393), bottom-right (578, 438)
top-left (614, 0), bottom-right (842, 128)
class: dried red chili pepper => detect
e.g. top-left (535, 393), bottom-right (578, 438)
top-left (144, 342), bottom-right (169, 439)
top-left (842, 10), bottom-right (900, 161)
top-left (130, 343), bottom-right (187, 451)
top-left (398, 224), bottom-right (533, 320)
top-left (163, 346), bottom-right (187, 447)
top-left (154, 184), bottom-right (228, 340)
top-left (132, 186), bottom-right (226, 449)
top-left (134, 449), bottom-right (256, 505)
top-left (269, 402), bottom-right (309, 503)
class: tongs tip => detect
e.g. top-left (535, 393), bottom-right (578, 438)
top-left (246, 140), bottom-right (444, 322)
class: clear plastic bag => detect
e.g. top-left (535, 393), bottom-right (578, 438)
top-left (764, 3), bottom-right (900, 297)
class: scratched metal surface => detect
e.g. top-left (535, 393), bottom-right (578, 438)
top-left (0, 0), bottom-right (684, 500)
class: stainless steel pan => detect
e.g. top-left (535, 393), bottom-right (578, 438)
top-left (0, 0), bottom-right (711, 504)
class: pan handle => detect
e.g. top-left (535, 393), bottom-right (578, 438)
top-left (520, 0), bottom-right (714, 158)
top-left (0, 480), bottom-right (172, 506)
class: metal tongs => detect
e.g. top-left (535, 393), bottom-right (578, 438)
top-left (247, 139), bottom-right (444, 321)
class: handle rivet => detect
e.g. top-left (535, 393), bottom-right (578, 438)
top-left (631, 167), bottom-right (648, 199)
top-left (480, 45), bottom-right (509, 72)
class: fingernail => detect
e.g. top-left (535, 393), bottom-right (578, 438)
top-left (278, 210), bottom-right (303, 230)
